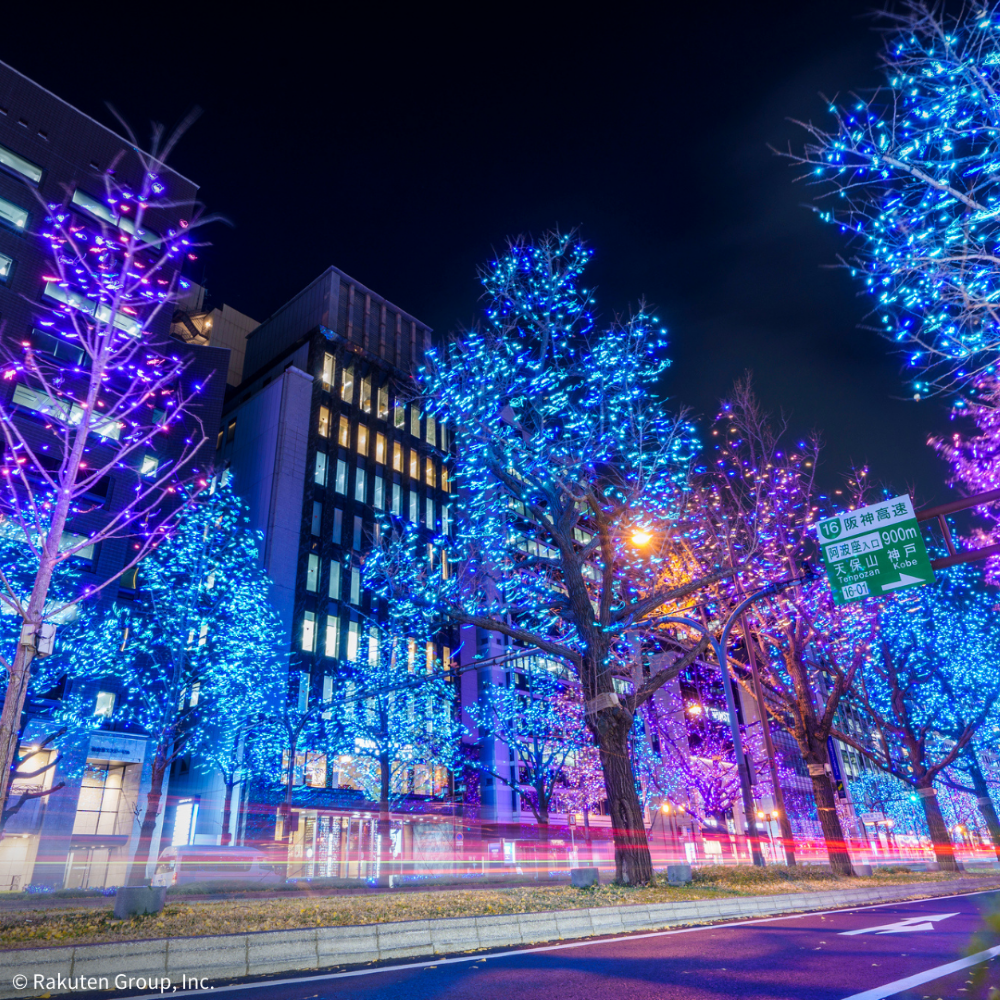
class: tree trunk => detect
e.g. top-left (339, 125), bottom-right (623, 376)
top-left (918, 786), bottom-right (958, 871)
top-left (0, 636), bottom-right (37, 814)
top-left (969, 759), bottom-right (1000, 861)
top-left (536, 784), bottom-right (550, 846)
top-left (377, 751), bottom-right (392, 886)
top-left (808, 765), bottom-right (852, 875)
top-left (220, 776), bottom-right (234, 847)
top-left (126, 749), bottom-right (169, 886)
top-left (593, 709), bottom-right (653, 884)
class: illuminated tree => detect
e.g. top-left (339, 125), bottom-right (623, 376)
top-left (835, 567), bottom-right (1000, 870)
top-left (467, 663), bottom-right (590, 843)
top-left (87, 477), bottom-right (284, 884)
top-left (0, 115), bottom-right (215, 813)
top-left (695, 382), bottom-right (877, 875)
top-left (782, 2), bottom-right (1000, 398)
top-left (397, 230), bottom-right (726, 884)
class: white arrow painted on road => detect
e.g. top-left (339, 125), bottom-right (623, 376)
top-left (881, 573), bottom-right (927, 592)
top-left (839, 912), bottom-right (959, 936)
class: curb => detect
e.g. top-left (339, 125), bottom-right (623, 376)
top-left (0, 877), bottom-right (997, 997)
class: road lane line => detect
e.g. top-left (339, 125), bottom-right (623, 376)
top-left (116, 887), bottom-right (1000, 1000)
top-left (839, 944), bottom-right (1000, 999)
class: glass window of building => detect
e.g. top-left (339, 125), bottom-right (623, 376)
top-left (441, 466), bottom-right (450, 493)
top-left (318, 406), bottom-right (331, 438)
top-left (360, 377), bottom-right (372, 413)
top-left (311, 501), bottom-right (322, 535)
top-left (352, 515), bottom-right (363, 550)
top-left (441, 426), bottom-right (449, 451)
top-left (375, 433), bottom-right (386, 465)
top-left (332, 508), bottom-right (343, 544)
top-left (338, 415), bottom-right (350, 447)
top-left (347, 621), bottom-right (360, 661)
top-left (0, 251), bottom-right (11, 281)
top-left (409, 490), bottom-right (419, 523)
top-left (0, 195), bottom-right (28, 231)
top-left (374, 475), bottom-right (384, 510)
top-left (0, 142), bottom-right (42, 184)
top-left (377, 385), bottom-right (389, 420)
top-left (321, 353), bottom-right (334, 388)
top-left (410, 408), bottom-right (421, 438)
top-left (425, 457), bottom-right (436, 488)
top-left (335, 460), bottom-right (348, 494)
top-left (392, 441), bottom-right (403, 472)
top-left (93, 691), bottom-right (116, 717)
top-left (314, 452), bottom-right (328, 486)
top-left (341, 366), bottom-right (354, 403)
top-left (350, 568), bottom-right (361, 605)
top-left (426, 414), bottom-right (436, 447)
top-left (298, 673), bottom-right (310, 712)
top-left (302, 611), bottom-right (317, 652)
top-left (442, 505), bottom-right (451, 536)
top-left (426, 498), bottom-right (435, 529)
top-left (140, 453), bottom-right (159, 478)
top-left (409, 450), bottom-right (419, 479)
top-left (357, 424), bottom-right (369, 456)
top-left (368, 628), bottom-right (379, 667)
top-left (355, 466), bottom-right (366, 503)
top-left (394, 402), bottom-right (406, 429)
top-left (306, 752), bottom-right (327, 788)
top-left (324, 615), bottom-right (340, 657)
top-left (392, 482), bottom-right (402, 516)
top-left (329, 560), bottom-right (342, 599)
top-left (306, 553), bottom-right (320, 592)
top-left (323, 674), bottom-right (334, 702)
top-left (171, 798), bottom-right (199, 846)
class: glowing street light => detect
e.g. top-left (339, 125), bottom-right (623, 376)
top-left (631, 530), bottom-right (652, 546)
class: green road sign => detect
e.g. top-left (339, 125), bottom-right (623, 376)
top-left (815, 493), bottom-right (934, 605)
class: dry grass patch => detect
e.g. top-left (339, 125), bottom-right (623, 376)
top-left (1, 866), bottom-right (996, 950)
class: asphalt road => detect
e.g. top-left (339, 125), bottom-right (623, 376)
top-left (119, 889), bottom-right (1000, 1000)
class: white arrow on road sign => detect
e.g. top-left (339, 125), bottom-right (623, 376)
top-left (839, 912), bottom-right (958, 936)
top-left (881, 573), bottom-right (928, 593)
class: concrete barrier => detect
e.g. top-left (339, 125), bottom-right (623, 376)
top-left (0, 877), bottom-right (996, 998)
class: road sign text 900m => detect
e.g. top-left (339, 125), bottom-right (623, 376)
top-left (881, 525), bottom-right (918, 544)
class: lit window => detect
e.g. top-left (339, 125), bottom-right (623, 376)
top-left (426, 498), bottom-right (435, 529)
top-left (325, 617), bottom-right (340, 658)
top-left (0, 195), bottom-right (28, 231)
top-left (360, 377), bottom-right (372, 413)
top-left (341, 366), bottom-right (354, 403)
top-left (314, 451), bottom-right (328, 486)
top-left (298, 673), bottom-right (309, 712)
top-left (306, 553), bottom-right (320, 592)
top-left (347, 621), bottom-right (360, 661)
top-left (335, 459), bottom-right (348, 494)
top-left (375, 433), bottom-right (386, 465)
top-left (374, 475), bottom-right (384, 510)
top-left (392, 482), bottom-right (402, 516)
top-left (441, 426), bottom-right (449, 451)
top-left (140, 453), bottom-right (159, 478)
top-left (442, 505), bottom-right (451, 536)
top-left (425, 457), bottom-right (436, 488)
top-left (318, 406), bottom-right (331, 438)
top-left (409, 451), bottom-right (419, 479)
top-left (0, 252), bottom-right (11, 281)
top-left (426, 642), bottom-right (435, 674)
top-left (329, 561), bottom-right (342, 600)
top-left (394, 402), bottom-right (406, 429)
top-left (60, 531), bottom-right (96, 562)
top-left (338, 415), bottom-right (350, 447)
top-left (302, 612), bottom-right (317, 652)
top-left (323, 675), bottom-right (334, 702)
top-left (190, 678), bottom-right (202, 702)
top-left (410, 408), bottom-right (421, 438)
top-left (357, 424), bottom-right (369, 455)
top-left (12, 383), bottom-right (121, 440)
top-left (441, 466), bottom-right (450, 493)
top-left (71, 189), bottom-right (158, 245)
top-left (93, 691), bottom-right (116, 717)
top-left (408, 638), bottom-right (417, 672)
top-left (377, 385), bottom-right (389, 420)
top-left (409, 491), bottom-right (419, 522)
top-left (355, 466), bottom-right (366, 503)
top-left (368, 628), bottom-right (379, 667)
top-left (306, 752), bottom-right (327, 788)
top-left (226, 420), bottom-right (237, 443)
top-left (73, 763), bottom-right (125, 836)
top-left (350, 568), bottom-right (361, 605)
top-left (311, 501), bottom-right (322, 535)
top-left (0, 142), bottom-right (42, 184)
top-left (42, 281), bottom-right (141, 336)
top-left (392, 442), bottom-right (403, 472)
top-left (321, 353), bottom-right (334, 388)
top-left (172, 798), bottom-right (199, 847)
top-left (426, 414), bottom-right (436, 447)
top-left (27, 328), bottom-right (85, 366)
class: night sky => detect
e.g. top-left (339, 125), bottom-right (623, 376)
top-left (1, 2), bottom-right (956, 505)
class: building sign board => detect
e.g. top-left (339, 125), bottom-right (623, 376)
top-left (815, 493), bottom-right (934, 605)
top-left (87, 733), bottom-right (147, 764)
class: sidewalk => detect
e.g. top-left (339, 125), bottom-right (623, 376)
top-left (0, 876), bottom-right (997, 998)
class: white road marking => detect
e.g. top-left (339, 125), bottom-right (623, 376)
top-left (117, 886), bottom-right (1000, 1000)
top-left (839, 945), bottom-right (1000, 999)
top-left (839, 912), bottom-right (958, 936)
